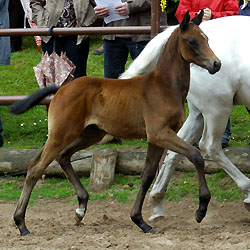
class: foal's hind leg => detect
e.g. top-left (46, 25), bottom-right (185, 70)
top-left (14, 142), bottom-right (61, 236)
top-left (57, 125), bottom-right (106, 225)
top-left (130, 143), bottom-right (164, 233)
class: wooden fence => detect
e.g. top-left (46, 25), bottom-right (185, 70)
top-left (0, 1), bottom-right (165, 105)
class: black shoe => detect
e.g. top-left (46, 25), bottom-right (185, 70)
top-left (0, 134), bottom-right (3, 147)
top-left (11, 47), bottom-right (21, 53)
top-left (193, 142), bottom-right (200, 150)
top-left (93, 45), bottom-right (104, 55)
top-left (222, 142), bottom-right (229, 149)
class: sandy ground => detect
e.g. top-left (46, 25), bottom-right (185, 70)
top-left (0, 196), bottom-right (249, 250)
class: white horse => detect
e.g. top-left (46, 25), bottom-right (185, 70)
top-left (120, 15), bottom-right (250, 221)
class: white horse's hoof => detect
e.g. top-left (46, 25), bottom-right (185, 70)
top-left (244, 202), bottom-right (250, 212)
top-left (148, 213), bottom-right (165, 222)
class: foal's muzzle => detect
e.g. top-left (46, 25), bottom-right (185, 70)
top-left (207, 60), bottom-right (221, 75)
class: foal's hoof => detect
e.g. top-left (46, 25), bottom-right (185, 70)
top-left (75, 208), bottom-right (85, 224)
top-left (74, 221), bottom-right (84, 227)
top-left (145, 228), bottom-right (156, 234)
top-left (244, 202), bottom-right (250, 212)
top-left (195, 210), bottom-right (204, 223)
top-left (20, 228), bottom-right (30, 236)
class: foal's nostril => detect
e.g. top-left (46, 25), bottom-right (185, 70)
top-left (213, 60), bottom-right (221, 72)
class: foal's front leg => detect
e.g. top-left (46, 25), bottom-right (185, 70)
top-left (149, 103), bottom-right (204, 221)
top-left (130, 143), bottom-right (164, 233)
top-left (148, 127), bottom-right (211, 224)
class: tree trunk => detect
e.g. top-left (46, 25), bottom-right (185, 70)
top-left (90, 148), bottom-right (117, 192)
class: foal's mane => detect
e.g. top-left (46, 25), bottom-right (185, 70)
top-left (119, 25), bottom-right (178, 80)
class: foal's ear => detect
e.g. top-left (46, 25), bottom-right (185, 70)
top-left (191, 9), bottom-right (204, 26)
top-left (180, 11), bottom-right (190, 31)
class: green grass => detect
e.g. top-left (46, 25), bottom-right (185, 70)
top-left (166, 171), bottom-right (246, 203)
top-left (0, 36), bottom-right (140, 149)
top-left (0, 171), bottom-right (246, 205)
top-left (0, 36), bottom-right (250, 148)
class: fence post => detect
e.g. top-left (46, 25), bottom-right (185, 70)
top-left (151, 0), bottom-right (161, 38)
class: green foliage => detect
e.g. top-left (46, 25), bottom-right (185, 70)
top-left (0, 36), bottom-right (135, 148)
top-left (230, 106), bottom-right (250, 146)
top-left (166, 0), bottom-right (179, 14)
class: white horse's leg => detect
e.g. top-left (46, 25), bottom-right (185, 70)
top-left (199, 113), bottom-right (250, 211)
top-left (149, 103), bottom-right (204, 221)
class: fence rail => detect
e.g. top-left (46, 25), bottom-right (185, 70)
top-left (0, 96), bottom-right (52, 105)
top-left (0, 1), bottom-right (163, 105)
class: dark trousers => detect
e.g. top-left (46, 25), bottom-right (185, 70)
top-left (103, 38), bottom-right (148, 79)
top-left (42, 36), bottom-right (90, 79)
top-left (9, 0), bottom-right (24, 51)
top-left (0, 108), bottom-right (3, 147)
top-left (221, 119), bottom-right (231, 144)
top-left (0, 109), bottom-right (2, 133)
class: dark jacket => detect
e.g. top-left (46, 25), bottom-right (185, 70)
top-left (101, 0), bottom-right (168, 42)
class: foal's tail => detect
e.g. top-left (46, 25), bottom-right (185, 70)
top-left (9, 86), bottom-right (60, 114)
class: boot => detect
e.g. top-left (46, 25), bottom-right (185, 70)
top-left (93, 45), bottom-right (104, 55)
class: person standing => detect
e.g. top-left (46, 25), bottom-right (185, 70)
top-left (175, 0), bottom-right (239, 23)
top-left (239, 0), bottom-right (250, 15)
top-left (175, 0), bottom-right (238, 148)
top-left (0, 0), bottom-right (11, 147)
top-left (30, 0), bottom-right (97, 79)
top-left (94, 0), bottom-right (167, 144)
top-left (94, 0), bottom-right (168, 79)
top-left (8, 0), bottom-right (24, 52)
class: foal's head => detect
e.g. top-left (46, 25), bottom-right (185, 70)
top-left (179, 11), bottom-right (221, 74)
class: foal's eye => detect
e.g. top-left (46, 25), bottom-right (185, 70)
top-left (187, 37), bottom-right (198, 47)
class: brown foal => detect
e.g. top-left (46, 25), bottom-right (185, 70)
top-left (10, 11), bottom-right (221, 236)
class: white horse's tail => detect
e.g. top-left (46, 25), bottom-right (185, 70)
top-left (119, 25), bottom-right (178, 79)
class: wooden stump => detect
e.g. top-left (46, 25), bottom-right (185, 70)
top-left (89, 148), bottom-right (117, 192)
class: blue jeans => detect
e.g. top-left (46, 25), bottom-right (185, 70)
top-left (193, 118), bottom-right (231, 148)
top-left (221, 118), bottom-right (231, 144)
top-left (103, 38), bottom-right (148, 79)
top-left (42, 36), bottom-right (90, 79)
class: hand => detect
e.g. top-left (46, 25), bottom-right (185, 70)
top-left (115, 2), bottom-right (130, 16)
top-left (202, 8), bottom-right (212, 21)
top-left (94, 6), bottom-right (109, 19)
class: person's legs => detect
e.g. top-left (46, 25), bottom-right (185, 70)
top-left (103, 38), bottom-right (129, 144)
top-left (221, 118), bottom-right (231, 148)
top-left (0, 108), bottom-right (3, 147)
top-left (93, 44), bottom-right (104, 55)
top-left (103, 38), bottom-right (129, 79)
top-left (9, 0), bottom-right (24, 52)
top-left (42, 36), bottom-right (90, 79)
top-left (127, 41), bottom-right (148, 60)
top-left (62, 36), bottom-right (90, 78)
top-left (41, 38), bottom-right (56, 54)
